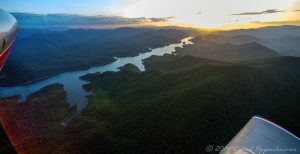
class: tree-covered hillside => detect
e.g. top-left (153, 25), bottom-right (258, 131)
top-left (77, 55), bottom-right (300, 153)
top-left (175, 36), bottom-right (280, 61)
top-left (1, 55), bottom-right (300, 154)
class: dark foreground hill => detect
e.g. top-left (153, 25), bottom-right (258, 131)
top-left (0, 27), bottom-right (188, 86)
top-left (1, 55), bottom-right (299, 153)
top-left (78, 55), bottom-right (300, 154)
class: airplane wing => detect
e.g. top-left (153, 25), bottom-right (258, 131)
top-left (221, 116), bottom-right (300, 154)
top-left (0, 9), bottom-right (17, 70)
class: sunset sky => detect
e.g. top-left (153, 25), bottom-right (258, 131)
top-left (1, 0), bottom-right (300, 29)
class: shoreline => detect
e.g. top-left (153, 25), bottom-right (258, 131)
top-left (0, 37), bottom-right (193, 109)
top-left (0, 39), bottom-right (186, 88)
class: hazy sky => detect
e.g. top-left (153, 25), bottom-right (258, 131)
top-left (1, 0), bottom-right (300, 29)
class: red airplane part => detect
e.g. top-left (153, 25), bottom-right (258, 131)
top-left (0, 8), bottom-right (18, 153)
top-left (0, 9), bottom-right (17, 71)
top-left (0, 42), bottom-right (12, 70)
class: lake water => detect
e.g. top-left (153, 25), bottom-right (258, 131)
top-left (0, 37), bottom-right (193, 111)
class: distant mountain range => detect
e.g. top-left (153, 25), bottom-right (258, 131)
top-left (11, 13), bottom-right (170, 28)
top-left (1, 24), bottom-right (300, 86)
top-left (207, 26), bottom-right (300, 56)
top-left (175, 36), bottom-right (280, 61)
top-left (220, 25), bottom-right (300, 38)
top-left (11, 12), bottom-right (300, 57)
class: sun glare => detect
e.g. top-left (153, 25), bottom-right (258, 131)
top-left (123, 0), bottom-right (298, 29)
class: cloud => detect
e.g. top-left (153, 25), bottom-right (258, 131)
top-left (251, 20), bottom-right (300, 25)
top-left (295, 9), bottom-right (300, 12)
top-left (11, 13), bottom-right (172, 27)
top-left (232, 9), bottom-right (285, 15)
top-left (227, 20), bottom-right (240, 23)
top-left (148, 16), bottom-right (174, 22)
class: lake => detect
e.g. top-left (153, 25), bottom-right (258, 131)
top-left (0, 37), bottom-right (193, 111)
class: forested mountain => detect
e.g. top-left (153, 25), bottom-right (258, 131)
top-left (175, 36), bottom-right (280, 61)
top-left (78, 55), bottom-right (300, 153)
top-left (208, 26), bottom-right (300, 56)
top-left (2, 55), bottom-right (299, 153)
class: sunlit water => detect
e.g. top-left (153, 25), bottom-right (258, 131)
top-left (0, 37), bottom-right (193, 111)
